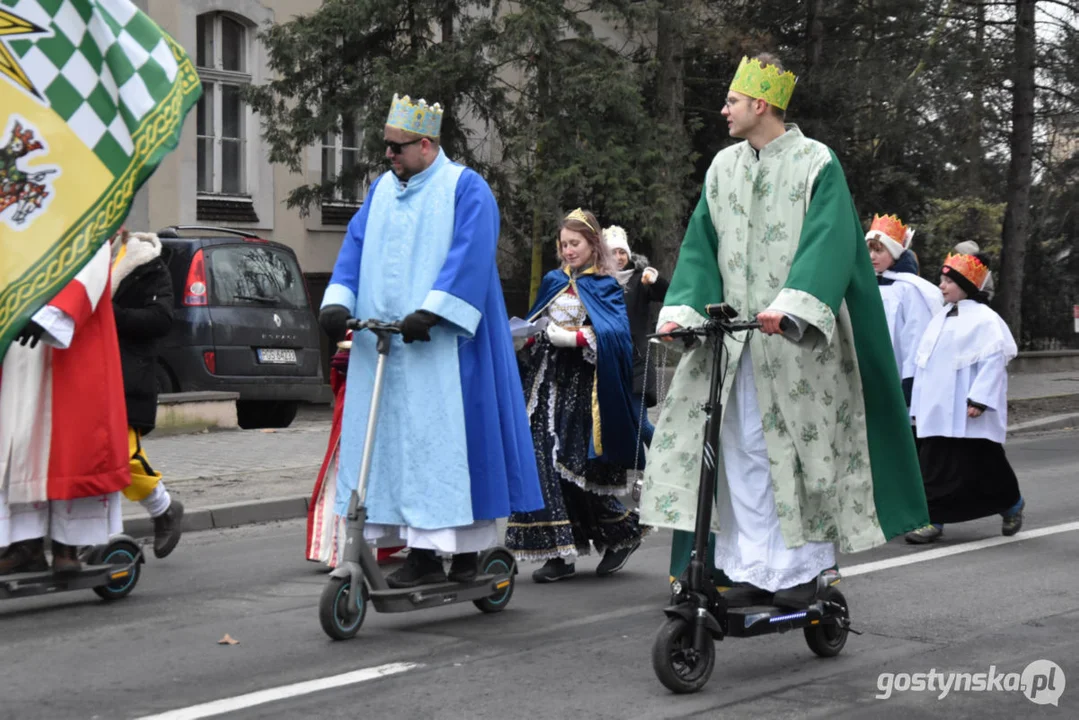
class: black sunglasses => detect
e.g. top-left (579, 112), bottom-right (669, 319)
top-left (385, 138), bottom-right (424, 155)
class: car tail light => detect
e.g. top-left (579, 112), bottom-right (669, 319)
top-left (203, 350), bottom-right (216, 374)
top-left (184, 249), bottom-right (208, 306)
top-left (242, 236), bottom-right (268, 243)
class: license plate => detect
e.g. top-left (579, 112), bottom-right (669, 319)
top-left (257, 348), bottom-right (297, 364)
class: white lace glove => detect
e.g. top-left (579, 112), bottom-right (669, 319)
top-left (546, 323), bottom-right (579, 348)
top-left (642, 267), bottom-right (658, 285)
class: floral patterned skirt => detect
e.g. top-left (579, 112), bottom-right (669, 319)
top-left (505, 341), bottom-right (648, 561)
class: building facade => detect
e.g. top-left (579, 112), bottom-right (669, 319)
top-left (133, 0), bottom-right (632, 318)
top-left (132, 0), bottom-right (347, 285)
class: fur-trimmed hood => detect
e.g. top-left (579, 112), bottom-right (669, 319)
top-left (111, 232), bottom-right (163, 296)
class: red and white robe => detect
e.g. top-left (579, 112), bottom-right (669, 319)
top-left (0, 243), bottom-right (129, 547)
top-left (306, 366), bottom-right (347, 566)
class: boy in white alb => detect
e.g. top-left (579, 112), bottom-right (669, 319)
top-left (865, 214), bottom-right (943, 407)
top-left (906, 252), bottom-right (1025, 543)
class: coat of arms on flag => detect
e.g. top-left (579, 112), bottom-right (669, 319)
top-left (0, 0), bottom-right (201, 361)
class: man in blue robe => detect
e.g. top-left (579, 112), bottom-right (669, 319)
top-left (319, 94), bottom-right (544, 588)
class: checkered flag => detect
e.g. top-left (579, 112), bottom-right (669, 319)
top-left (0, 0), bottom-right (200, 360)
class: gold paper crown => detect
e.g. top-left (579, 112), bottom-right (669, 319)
top-left (729, 56), bottom-right (798, 111)
top-left (943, 253), bottom-right (990, 291)
top-left (385, 93), bottom-right (443, 137)
top-left (565, 208), bottom-right (597, 234)
top-left (867, 214), bottom-right (912, 245)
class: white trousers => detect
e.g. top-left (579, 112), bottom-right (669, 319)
top-left (714, 348), bottom-right (836, 592)
top-left (362, 520), bottom-right (500, 555)
top-left (0, 489), bottom-right (123, 548)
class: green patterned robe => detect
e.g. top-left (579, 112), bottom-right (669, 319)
top-left (641, 127), bottom-right (928, 576)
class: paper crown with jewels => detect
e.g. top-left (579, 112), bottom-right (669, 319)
top-left (865, 214), bottom-right (915, 260)
top-left (385, 93), bottom-right (443, 138)
top-left (943, 253), bottom-right (990, 291)
top-left (729, 56), bottom-right (798, 111)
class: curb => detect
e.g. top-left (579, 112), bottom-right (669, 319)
top-left (122, 417), bottom-right (1079, 539)
top-left (1008, 413), bottom-right (1079, 436)
top-left (124, 495), bottom-right (309, 539)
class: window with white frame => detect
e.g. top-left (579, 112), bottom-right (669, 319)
top-left (196, 13), bottom-right (249, 196)
top-left (321, 117), bottom-right (362, 204)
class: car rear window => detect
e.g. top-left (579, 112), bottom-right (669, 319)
top-left (206, 244), bottom-right (309, 309)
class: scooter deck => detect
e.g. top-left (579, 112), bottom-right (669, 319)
top-left (725, 602), bottom-right (836, 638)
top-left (0, 563), bottom-right (134, 600)
top-left (369, 572), bottom-right (512, 613)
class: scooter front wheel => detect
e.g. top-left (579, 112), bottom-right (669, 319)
top-left (319, 576), bottom-right (368, 640)
top-left (652, 616), bottom-right (715, 693)
top-left (804, 587), bottom-right (849, 657)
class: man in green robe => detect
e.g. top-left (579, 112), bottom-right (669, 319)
top-left (640, 54), bottom-right (928, 604)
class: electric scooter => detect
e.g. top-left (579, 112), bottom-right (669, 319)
top-left (318, 318), bottom-right (517, 641)
top-left (0, 536), bottom-right (144, 603)
top-left (648, 304), bottom-right (854, 694)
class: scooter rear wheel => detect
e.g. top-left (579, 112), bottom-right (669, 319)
top-left (473, 548), bottom-right (515, 614)
top-left (91, 538), bottom-right (141, 601)
top-left (319, 576), bottom-right (368, 640)
top-left (652, 617), bottom-right (715, 693)
top-left (804, 587), bottom-right (849, 657)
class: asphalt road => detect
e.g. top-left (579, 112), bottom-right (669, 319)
top-left (2, 431), bottom-right (1078, 719)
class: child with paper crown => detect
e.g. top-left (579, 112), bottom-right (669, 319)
top-left (906, 252), bottom-right (1026, 543)
top-left (865, 214), bottom-right (944, 407)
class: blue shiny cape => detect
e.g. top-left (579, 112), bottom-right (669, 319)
top-left (528, 268), bottom-right (644, 469)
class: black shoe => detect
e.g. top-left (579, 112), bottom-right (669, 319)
top-left (0, 539), bottom-right (48, 575)
top-left (153, 500), bottom-right (184, 559)
top-left (772, 578), bottom-right (818, 609)
top-left (531, 558), bottom-right (575, 583)
top-left (596, 541), bottom-right (640, 577)
top-left (1002, 498), bottom-right (1025, 536)
top-left (720, 582), bottom-right (774, 608)
top-left (386, 549), bottom-right (447, 588)
top-left (905, 524), bottom-right (943, 544)
top-left (447, 552), bottom-right (479, 583)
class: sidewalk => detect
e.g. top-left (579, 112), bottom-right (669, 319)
top-left (128, 370), bottom-right (1079, 538)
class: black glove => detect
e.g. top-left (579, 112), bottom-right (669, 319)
top-left (14, 320), bottom-right (46, 349)
top-left (319, 304), bottom-right (351, 342)
top-left (399, 310), bottom-right (440, 343)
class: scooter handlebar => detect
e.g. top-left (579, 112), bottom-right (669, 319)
top-left (345, 318), bottom-right (403, 334)
top-left (645, 315), bottom-right (794, 340)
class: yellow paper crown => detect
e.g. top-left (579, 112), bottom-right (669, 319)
top-left (565, 208), bottom-right (597, 234)
top-left (729, 56), bottom-right (798, 111)
top-left (943, 253), bottom-right (990, 291)
top-left (867, 214), bottom-right (911, 246)
top-left (385, 93), bottom-right (443, 137)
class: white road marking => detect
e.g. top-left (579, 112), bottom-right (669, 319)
top-left (843, 520), bottom-right (1079, 577)
top-left (134, 661), bottom-right (420, 720)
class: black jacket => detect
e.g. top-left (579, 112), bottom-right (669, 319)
top-left (112, 236), bottom-right (174, 431)
top-left (619, 255), bottom-right (669, 406)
